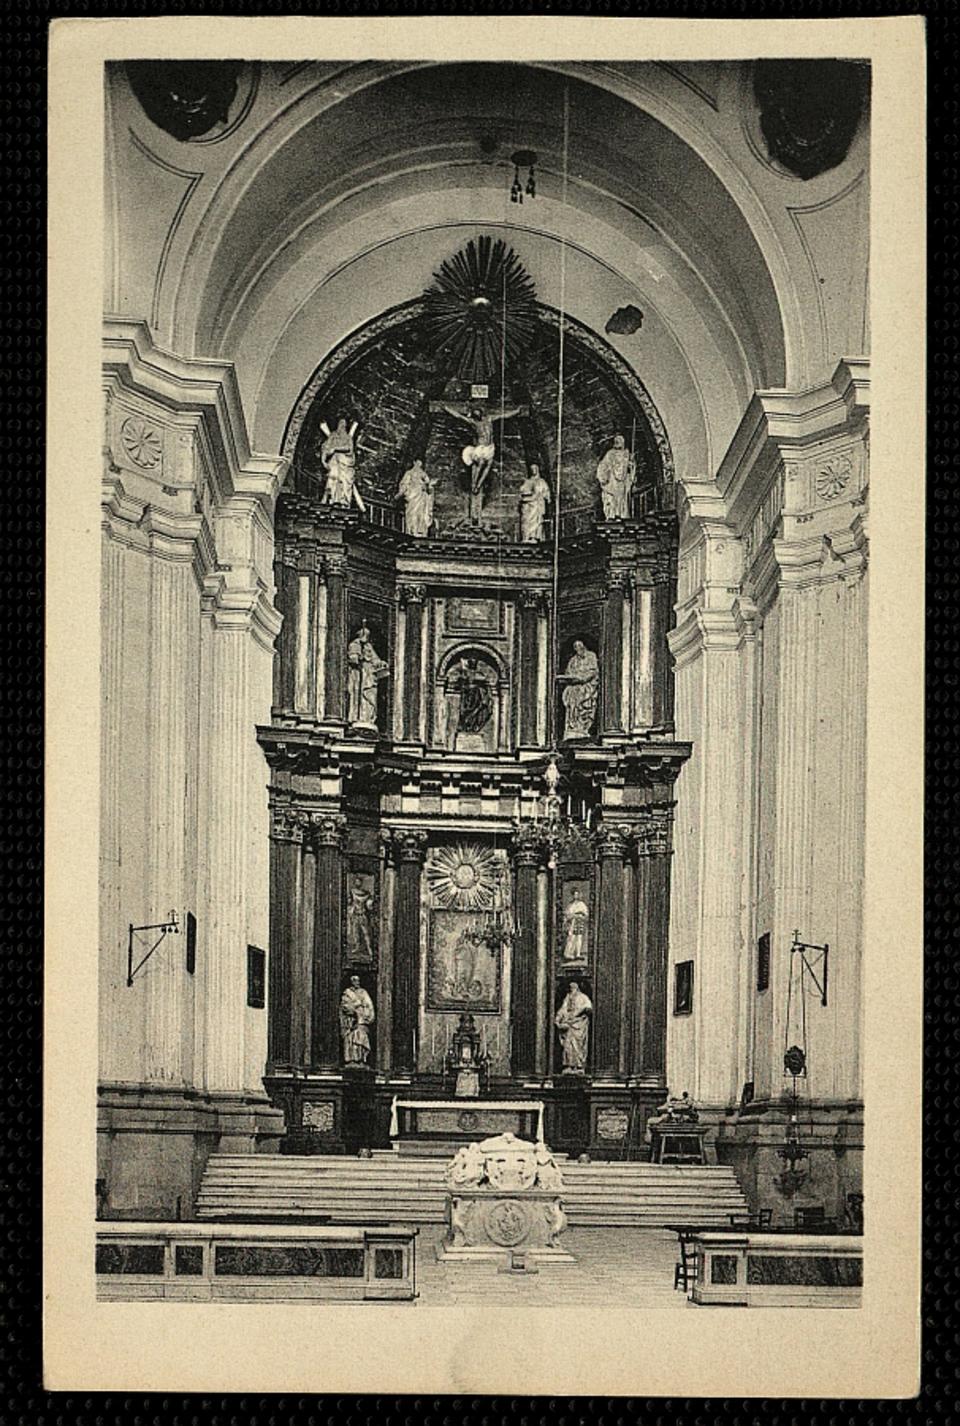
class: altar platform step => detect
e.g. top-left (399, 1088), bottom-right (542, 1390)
top-left (196, 1155), bottom-right (748, 1227)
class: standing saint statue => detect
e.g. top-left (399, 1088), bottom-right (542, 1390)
top-left (558, 639), bottom-right (600, 740)
top-left (345, 880), bottom-right (375, 962)
top-left (561, 893), bottom-right (590, 965)
top-left (339, 974), bottom-right (375, 1065)
top-left (518, 463), bottom-right (551, 542)
top-left (397, 458), bottom-right (437, 536)
top-left (346, 623), bottom-right (389, 729)
top-left (596, 433), bottom-right (636, 520)
top-left (435, 400), bottom-right (525, 522)
top-left (555, 979), bottom-right (593, 1073)
top-left (319, 417), bottom-right (365, 510)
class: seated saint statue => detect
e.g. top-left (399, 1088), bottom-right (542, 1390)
top-left (444, 656), bottom-right (494, 748)
top-left (558, 640), bottom-right (600, 740)
top-left (397, 457), bottom-right (437, 536)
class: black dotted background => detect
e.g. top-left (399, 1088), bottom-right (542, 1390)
top-left (4, 0), bottom-right (954, 1419)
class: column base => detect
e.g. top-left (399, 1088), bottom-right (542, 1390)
top-left (97, 1082), bottom-right (284, 1221)
top-left (714, 1098), bottom-right (864, 1228)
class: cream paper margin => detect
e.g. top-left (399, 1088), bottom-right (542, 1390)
top-left (45, 15), bottom-right (925, 1398)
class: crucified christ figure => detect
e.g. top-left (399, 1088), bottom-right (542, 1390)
top-left (432, 400), bottom-right (526, 522)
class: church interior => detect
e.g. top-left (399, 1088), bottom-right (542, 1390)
top-left (98, 57), bottom-right (869, 1286)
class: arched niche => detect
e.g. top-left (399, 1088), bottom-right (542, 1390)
top-left (434, 643), bottom-right (509, 755)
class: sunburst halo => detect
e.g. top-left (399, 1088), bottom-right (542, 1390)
top-left (425, 843), bottom-right (502, 910)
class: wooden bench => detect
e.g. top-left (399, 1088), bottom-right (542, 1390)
top-left (95, 1221), bottom-right (417, 1302)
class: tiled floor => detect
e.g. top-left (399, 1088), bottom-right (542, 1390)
top-left (411, 1226), bottom-right (690, 1307)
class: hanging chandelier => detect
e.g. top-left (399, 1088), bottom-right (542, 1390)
top-left (510, 149), bottom-right (538, 204)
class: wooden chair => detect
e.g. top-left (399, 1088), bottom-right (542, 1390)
top-left (673, 1230), bottom-right (698, 1292)
top-left (728, 1208), bottom-right (772, 1229)
top-left (794, 1205), bottom-right (828, 1230)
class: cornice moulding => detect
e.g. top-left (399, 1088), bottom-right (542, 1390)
top-left (103, 317), bottom-right (286, 510)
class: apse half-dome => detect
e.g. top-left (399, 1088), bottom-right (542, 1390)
top-left (284, 238), bottom-right (671, 530)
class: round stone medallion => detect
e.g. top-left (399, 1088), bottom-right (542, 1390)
top-left (486, 1200), bottom-right (529, 1248)
top-left (457, 1109), bottom-right (480, 1132)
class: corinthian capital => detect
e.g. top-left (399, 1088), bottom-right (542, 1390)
top-left (635, 808), bottom-right (673, 858)
top-left (308, 811), bottom-right (348, 849)
top-left (398, 582), bottom-right (427, 606)
top-left (511, 819), bottom-right (544, 866)
top-left (390, 828), bottom-right (429, 863)
top-left (269, 805), bottom-right (309, 845)
top-left (593, 822), bottom-right (632, 859)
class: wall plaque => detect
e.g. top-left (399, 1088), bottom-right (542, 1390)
top-left (596, 1108), bottom-right (630, 1141)
top-left (302, 1101), bottom-right (335, 1133)
top-left (446, 597), bottom-right (501, 634)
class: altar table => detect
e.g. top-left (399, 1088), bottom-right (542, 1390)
top-left (389, 1097), bottom-right (545, 1151)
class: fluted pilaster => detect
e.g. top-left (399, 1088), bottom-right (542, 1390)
top-left (593, 823), bottom-right (631, 1075)
top-left (510, 822), bottom-right (543, 1078)
top-left (399, 583), bottom-right (426, 742)
top-left (323, 553), bottom-right (347, 722)
top-left (310, 811), bottom-right (347, 1068)
top-left (390, 829), bottom-right (428, 1071)
top-left (143, 549), bottom-right (195, 1085)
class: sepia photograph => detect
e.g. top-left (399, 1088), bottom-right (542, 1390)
top-left (45, 15), bottom-right (924, 1398)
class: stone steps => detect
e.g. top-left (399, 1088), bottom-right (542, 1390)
top-left (196, 1154), bottom-right (749, 1227)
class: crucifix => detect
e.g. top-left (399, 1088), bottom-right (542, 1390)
top-left (429, 396), bottom-right (529, 522)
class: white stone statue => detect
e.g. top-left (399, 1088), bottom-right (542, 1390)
top-left (437, 400), bottom-right (524, 521)
top-left (346, 624), bottom-right (389, 728)
top-left (558, 640), bottom-right (600, 740)
top-left (320, 417), bottom-right (365, 510)
top-left (555, 979), bottom-right (593, 1073)
top-left (518, 464), bottom-right (551, 542)
top-left (596, 433), bottom-right (635, 520)
top-left (339, 974), bottom-right (375, 1065)
top-left (561, 894), bottom-right (590, 964)
top-left (397, 458), bottom-right (437, 536)
top-left (447, 1140), bottom-right (486, 1188)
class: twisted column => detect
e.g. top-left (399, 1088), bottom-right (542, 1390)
top-left (390, 829), bottom-right (428, 1072)
top-left (309, 812), bottom-right (347, 1067)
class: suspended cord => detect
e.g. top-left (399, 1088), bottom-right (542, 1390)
top-left (550, 82), bottom-right (570, 752)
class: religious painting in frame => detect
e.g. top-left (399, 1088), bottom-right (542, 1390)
top-left (426, 908), bottom-right (502, 1013)
top-left (556, 874), bottom-right (593, 970)
top-left (343, 869), bottom-right (377, 966)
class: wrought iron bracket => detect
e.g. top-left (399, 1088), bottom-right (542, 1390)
top-left (791, 930), bottom-right (829, 1007)
top-left (126, 911), bottom-right (179, 986)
